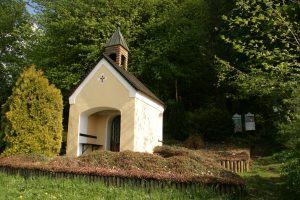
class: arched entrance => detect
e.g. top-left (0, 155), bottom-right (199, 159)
top-left (78, 108), bottom-right (120, 156)
top-left (110, 115), bottom-right (121, 151)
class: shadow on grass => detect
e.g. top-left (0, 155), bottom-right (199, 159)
top-left (239, 156), bottom-right (295, 200)
top-left (243, 175), bottom-right (286, 200)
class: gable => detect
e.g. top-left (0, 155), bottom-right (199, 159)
top-left (69, 55), bottom-right (164, 107)
top-left (103, 55), bottom-right (164, 106)
top-left (69, 58), bottom-right (136, 105)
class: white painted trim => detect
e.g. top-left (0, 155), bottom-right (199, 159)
top-left (77, 115), bottom-right (82, 156)
top-left (69, 58), bottom-right (136, 104)
top-left (135, 92), bottom-right (164, 112)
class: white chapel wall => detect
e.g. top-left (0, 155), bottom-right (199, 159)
top-left (134, 93), bottom-right (164, 153)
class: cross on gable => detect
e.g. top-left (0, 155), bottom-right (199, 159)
top-left (97, 73), bottom-right (107, 84)
top-left (99, 75), bottom-right (106, 82)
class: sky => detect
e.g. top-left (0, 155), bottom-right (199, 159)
top-left (25, 1), bottom-right (38, 15)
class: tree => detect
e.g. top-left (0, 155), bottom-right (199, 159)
top-left (0, 66), bottom-right (63, 156)
top-left (29, 0), bottom-right (235, 140)
top-left (30, 0), bottom-right (175, 96)
top-left (0, 0), bottom-right (36, 108)
top-left (279, 90), bottom-right (300, 196)
top-left (218, 0), bottom-right (300, 194)
top-left (217, 0), bottom-right (300, 139)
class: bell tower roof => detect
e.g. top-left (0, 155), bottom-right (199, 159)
top-left (105, 27), bottom-right (129, 51)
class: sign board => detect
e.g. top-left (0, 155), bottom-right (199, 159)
top-left (245, 112), bottom-right (255, 131)
top-left (232, 113), bottom-right (242, 133)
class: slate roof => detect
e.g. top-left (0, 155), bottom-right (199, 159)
top-left (102, 54), bottom-right (164, 106)
top-left (105, 27), bottom-right (129, 51)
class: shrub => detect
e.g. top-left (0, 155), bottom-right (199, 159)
top-left (183, 134), bottom-right (205, 149)
top-left (186, 105), bottom-right (233, 141)
top-left (277, 91), bottom-right (300, 195)
top-left (282, 149), bottom-right (300, 196)
top-left (0, 66), bottom-right (63, 156)
top-left (164, 101), bottom-right (189, 140)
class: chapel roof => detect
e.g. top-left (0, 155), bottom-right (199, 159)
top-left (105, 27), bottom-right (129, 51)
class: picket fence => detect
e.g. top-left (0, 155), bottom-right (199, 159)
top-left (0, 166), bottom-right (245, 194)
top-left (219, 159), bottom-right (250, 173)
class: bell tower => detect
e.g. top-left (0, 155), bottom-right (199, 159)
top-left (104, 27), bottom-right (129, 71)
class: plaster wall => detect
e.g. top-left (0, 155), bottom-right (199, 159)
top-left (85, 113), bottom-right (107, 146)
top-left (66, 60), bottom-right (135, 157)
top-left (133, 93), bottom-right (164, 153)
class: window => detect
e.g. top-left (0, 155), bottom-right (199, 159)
top-left (121, 55), bottom-right (126, 67)
top-left (109, 53), bottom-right (116, 62)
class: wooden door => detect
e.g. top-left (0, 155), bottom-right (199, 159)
top-left (110, 115), bottom-right (120, 151)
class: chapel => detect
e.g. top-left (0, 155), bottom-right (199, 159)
top-left (66, 27), bottom-right (164, 157)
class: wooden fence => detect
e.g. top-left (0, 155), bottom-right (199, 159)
top-left (219, 159), bottom-right (250, 173)
top-left (0, 166), bottom-right (245, 195)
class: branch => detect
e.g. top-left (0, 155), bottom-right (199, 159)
top-left (270, 4), bottom-right (300, 48)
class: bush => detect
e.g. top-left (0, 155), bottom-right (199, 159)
top-left (0, 66), bottom-right (63, 156)
top-left (186, 105), bottom-right (233, 141)
top-left (183, 134), bottom-right (205, 149)
top-left (164, 101), bottom-right (189, 140)
top-left (282, 149), bottom-right (300, 197)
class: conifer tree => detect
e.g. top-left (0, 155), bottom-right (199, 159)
top-left (0, 66), bottom-right (63, 156)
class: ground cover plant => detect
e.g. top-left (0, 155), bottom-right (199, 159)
top-left (0, 172), bottom-right (228, 200)
top-left (0, 146), bottom-right (244, 186)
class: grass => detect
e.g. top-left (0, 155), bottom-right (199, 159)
top-left (240, 156), bottom-right (287, 200)
top-left (0, 172), bottom-right (229, 200)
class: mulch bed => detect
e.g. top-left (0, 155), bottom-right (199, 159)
top-left (0, 147), bottom-right (245, 186)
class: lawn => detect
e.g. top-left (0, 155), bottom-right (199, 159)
top-left (240, 156), bottom-right (287, 200)
top-left (0, 172), bottom-right (229, 200)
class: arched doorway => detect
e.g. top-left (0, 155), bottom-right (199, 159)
top-left (110, 115), bottom-right (121, 151)
top-left (78, 108), bottom-right (120, 156)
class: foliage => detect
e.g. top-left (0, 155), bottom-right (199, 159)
top-left (0, 0), bottom-right (36, 109)
top-left (219, 0), bottom-right (300, 194)
top-left (278, 91), bottom-right (300, 197)
top-left (281, 149), bottom-right (300, 198)
top-left (25, 0), bottom-right (236, 140)
top-left (186, 105), bottom-right (233, 141)
top-left (217, 0), bottom-right (300, 140)
top-left (0, 66), bottom-right (63, 156)
top-left (30, 0), bottom-right (178, 96)
top-left (0, 172), bottom-right (227, 200)
top-left (218, 0), bottom-right (300, 95)
top-left (277, 90), bottom-right (300, 149)
top-left (183, 134), bottom-right (205, 150)
top-left (164, 101), bottom-right (188, 140)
